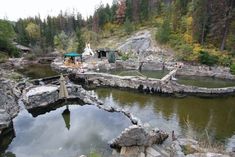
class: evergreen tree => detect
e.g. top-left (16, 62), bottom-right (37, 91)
top-left (15, 19), bottom-right (30, 46)
top-left (125, 0), bottom-right (132, 21)
top-left (76, 27), bottom-right (85, 53)
top-left (156, 17), bottom-right (171, 43)
top-left (0, 20), bottom-right (18, 57)
top-left (140, 0), bottom-right (149, 22)
top-left (124, 18), bottom-right (134, 34)
top-left (207, 0), bottom-right (234, 50)
top-left (192, 0), bottom-right (209, 44)
top-left (156, 5), bottom-right (172, 43)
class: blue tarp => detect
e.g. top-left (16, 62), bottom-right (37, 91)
top-left (64, 52), bottom-right (82, 57)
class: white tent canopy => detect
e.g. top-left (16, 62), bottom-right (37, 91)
top-left (82, 43), bottom-right (94, 57)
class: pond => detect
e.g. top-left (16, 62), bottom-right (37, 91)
top-left (176, 75), bottom-right (235, 88)
top-left (16, 64), bottom-right (58, 79)
top-left (0, 104), bottom-right (131, 157)
top-left (94, 88), bottom-right (235, 145)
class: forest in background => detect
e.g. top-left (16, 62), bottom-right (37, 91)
top-left (0, 0), bottom-right (235, 69)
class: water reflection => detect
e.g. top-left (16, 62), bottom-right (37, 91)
top-left (4, 104), bottom-right (131, 157)
top-left (176, 75), bottom-right (235, 88)
top-left (16, 64), bottom-right (58, 79)
top-left (94, 88), bottom-right (235, 143)
top-left (62, 105), bottom-right (70, 130)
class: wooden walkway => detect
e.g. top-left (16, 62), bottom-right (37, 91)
top-left (161, 68), bottom-right (178, 82)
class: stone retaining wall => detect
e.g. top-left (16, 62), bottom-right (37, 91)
top-left (177, 64), bottom-right (235, 80)
top-left (71, 72), bottom-right (235, 96)
top-left (52, 60), bottom-right (235, 96)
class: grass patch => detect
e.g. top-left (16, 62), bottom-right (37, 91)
top-left (88, 151), bottom-right (102, 157)
top-left (230, 63), bottom-right (235, 75)
top-left (0, 51), bottom-right (9, 63)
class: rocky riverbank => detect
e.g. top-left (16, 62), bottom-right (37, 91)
top-left (0, 69), bottom-right (21, 136)
top-left (20, 80), bottom-right (235, 157)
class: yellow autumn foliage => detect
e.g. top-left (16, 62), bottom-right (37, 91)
top-left (183, 33), bottom-right (192, 44)
top-left (103, 22), bottom-right (118, 34)
top-left (193, 43), bottom-right (203, 53)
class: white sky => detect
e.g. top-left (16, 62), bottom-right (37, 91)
top-left (0, 0), bottom-right (113, 21)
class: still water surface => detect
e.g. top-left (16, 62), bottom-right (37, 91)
top-left (94, 88), bottom-right (235, 144)
top-left (176, 75), bottom-right (235, 88)
top-left (1, 104), bottom-right (131, 157)
top-left (16, 64), bottom-right (58, 79)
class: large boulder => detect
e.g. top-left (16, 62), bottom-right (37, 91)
top-left (110, 125), bottom-right (168, 148)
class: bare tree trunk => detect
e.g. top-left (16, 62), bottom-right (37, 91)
top-left (200, 21), bottom-right (206, 45)
top-left (220, 0), bottom-right (234, 50)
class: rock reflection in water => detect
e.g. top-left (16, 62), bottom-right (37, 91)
top-left (94, 88), bottom-right (235, 144)
top-left (5, 105), bottom-right (131, 157)
top-left (62, 105), bottom-right (71, 130)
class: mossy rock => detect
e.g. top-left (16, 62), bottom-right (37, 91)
top-left (9, 72), bottom-right (23, 81)
top-left (0, 52), bottom-right (9, 63)
top-left (182, 144), bottom-right (199, 155)
top-left (88, 151), bottom-right (102, 157)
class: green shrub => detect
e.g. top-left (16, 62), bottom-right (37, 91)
top-left (88, 151), bottom-right (102, 157)
top-left (199, 51), bottom-right (218, 66)
top-left (175, 44), bottom-right (194, 61)
top-left (10, 72), bottom-right (23, 81)
top-left (0, 52), bottom-right (8, 63)
top-left (156, 18), bottom-right (171, 44)
top-left (0, 37), bottom-right (19, 57)
top-left (169, 34), bottom-right (183, 47)
top-left (230, 64), bottom-right (235, 75)
top-left (121, 53), bottom-right (130, 61)
top-left (219, 56), bottom-right (232, 66)
top-left (124, 18), bottom-right (134, 35)
top-left (25, 53), bottom-right (37, 60)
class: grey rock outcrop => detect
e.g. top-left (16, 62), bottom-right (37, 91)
top-left (118, 31), bottom-right (152, 54)
top-left (0, 78), bottom-right (20, 133)
top-left (0, 110), bottom-right (11, 131)
top-left (120, 146), bottom-right (145, 157)
top-left (110, 125), bottom-right (168, 148)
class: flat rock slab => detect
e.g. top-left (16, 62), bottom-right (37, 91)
top-left (146, 147), bottom-right (161, 157)
top-left (26, 86), bottom-right (58, 97)
top-left (120, 146), bottom-right (145, 157)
